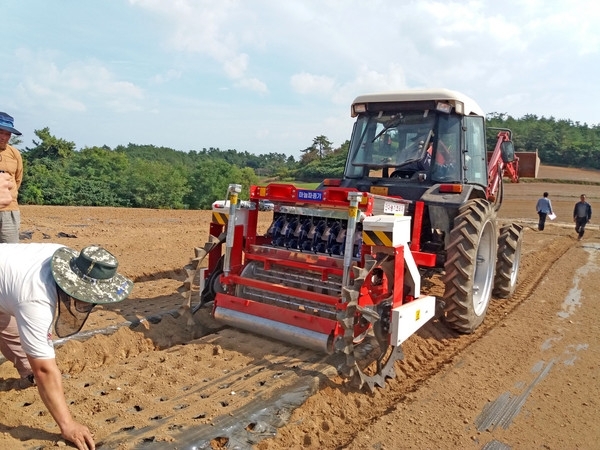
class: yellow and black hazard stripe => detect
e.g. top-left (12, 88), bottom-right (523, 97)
top-left (212, 212), bottom-right (229, 226)
top-left (362, 229), bottom-right (393, 247)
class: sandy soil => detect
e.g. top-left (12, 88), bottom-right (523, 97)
top-left (1, 165), bottom-right (599, 450)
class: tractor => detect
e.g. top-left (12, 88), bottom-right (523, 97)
top-left (181, 89), bottom-right (531, 390)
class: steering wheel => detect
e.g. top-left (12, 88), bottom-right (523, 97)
top-left (389, 169), bottom-right (415, 179)
top-left (434, 163), bottom-right (456, 180)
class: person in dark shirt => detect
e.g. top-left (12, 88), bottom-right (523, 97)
top-left (573, 194), bottom-right (592, 240)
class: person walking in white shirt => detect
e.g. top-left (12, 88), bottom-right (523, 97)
top-left (535, 192), bottom-right (554, 231)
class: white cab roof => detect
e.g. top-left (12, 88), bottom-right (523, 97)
top-left (351, 88), bottom-right (484, 117)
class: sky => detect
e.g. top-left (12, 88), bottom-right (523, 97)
top-left (2, 0), bottom-right (599, 159)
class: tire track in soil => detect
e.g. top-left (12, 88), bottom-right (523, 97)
top-left (260, 227), bottom-right (575, 450)
top-left (400, 229), bottom-right (574, 384)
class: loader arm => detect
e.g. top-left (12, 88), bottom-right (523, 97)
top-left (486, 129), bottom-right (519, 204)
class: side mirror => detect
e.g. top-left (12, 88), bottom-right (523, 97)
top-left (501, 141), bottom-right (515, 163)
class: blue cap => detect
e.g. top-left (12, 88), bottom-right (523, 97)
top-left (0, 112), bottom-right (21, 135)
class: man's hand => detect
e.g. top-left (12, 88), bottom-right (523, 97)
top-left (0, 172), bottom-right (13, 207)
top-left (61, 422), bottom-right (95, 450)
top-left (28, 357), bottom-right (96, 450)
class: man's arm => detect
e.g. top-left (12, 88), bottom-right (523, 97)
top-left (14, 148), bottom-right (23, 189)
top-left (0, 172), bottom-right (14, 207)
top-left (28, 356), bottom-right (95, 450)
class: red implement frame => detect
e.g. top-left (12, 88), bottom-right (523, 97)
top-left (210, 187), bottom-right (419, 350)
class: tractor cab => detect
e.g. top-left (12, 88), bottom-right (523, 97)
top-left (342, 89), bottom-right (489, 199)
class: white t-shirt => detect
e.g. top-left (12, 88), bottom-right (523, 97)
top-left (0, 243), bottom-right (65, 359)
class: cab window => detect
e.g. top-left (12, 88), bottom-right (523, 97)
top-left (463, 116), bottom-right (487, 186)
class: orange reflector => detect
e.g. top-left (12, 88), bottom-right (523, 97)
top-left (323, 178), bottom-right (342, 187)
top-left (370, 186), bottom-right (388, 196)
top-left (439, 184), bottom-right (463, 193)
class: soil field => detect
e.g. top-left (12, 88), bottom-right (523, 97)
top-left (1, 165), bottom-right (600, 450)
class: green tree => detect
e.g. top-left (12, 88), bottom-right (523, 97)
top-left (24, 127), bottom-right (76, 161)
top-left (185, 159), bottom-right (259, 209)
top-left (300, 135), bottom-right (333, 164)
top-left (295, 139), bottom-right (349, 180)
top-left (9, 135), bottom-right (22, 147)
top-left (19, 161), bottom-right (72, 205)
top-left (67, 146), bottom-right (132, 206)
top-left (125, 159), bottom-right (190, 209)
top-left (19, 128), bottom-right (77, 205)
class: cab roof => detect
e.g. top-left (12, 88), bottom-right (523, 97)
top-left (351, 88), bottom-right (485, 117)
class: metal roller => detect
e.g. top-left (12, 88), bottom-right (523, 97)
top-left (213, 306), bottom-right (332, 353)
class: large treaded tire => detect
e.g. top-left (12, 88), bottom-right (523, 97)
top-left (493, 223), bottom-right (523, 298)
top-left (492, 179), bottom-right (503, 212)
top-left (443, 199), bottom-right (498, 334)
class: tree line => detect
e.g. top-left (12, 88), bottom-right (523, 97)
top-left (12, 114), bottom-right (600, 209)
top-left (16, 128), bottom-right (293, 209)
top-left (486, 113), bottom-right (600, 169)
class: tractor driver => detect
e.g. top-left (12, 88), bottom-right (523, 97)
top-left (430, 138), bottom-right (458, 180)
top-left (391, 138), bottom-right (452, 175)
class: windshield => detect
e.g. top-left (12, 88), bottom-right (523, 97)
top-left (344, 110), bottom-right (462, 182)
top-left (345, 111), bottom-right (434, 176)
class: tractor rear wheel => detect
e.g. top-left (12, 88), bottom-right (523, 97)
top-left (443, 199), bottom-right (498, 334)
top-left (493, 223), bottom-right (523, 298)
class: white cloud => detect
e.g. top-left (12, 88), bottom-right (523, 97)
top-left (331, 64), bottom-right (408, 105)
top-left (14, 49), bottom-right (144, 114)
top-left (234, 77), bottom-right (268, 94)
top-left (290, 73), bottom-right (335, 95)
top-left (223, 53), bottom-right (249, 80)
top-left (130, 0), bottom-right (267, 93)
top-left (151, 69), bottom-right (182, 84)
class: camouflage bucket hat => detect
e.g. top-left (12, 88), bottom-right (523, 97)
top-left (51, 245), bottom-right (133, 304)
